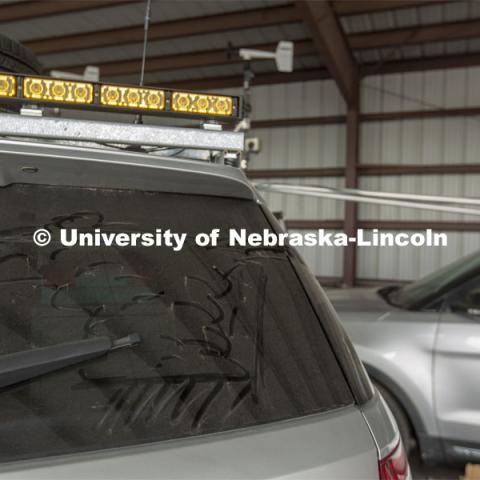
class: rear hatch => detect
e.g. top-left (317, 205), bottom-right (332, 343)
top-left (0, 173), bottom-right (378, 477)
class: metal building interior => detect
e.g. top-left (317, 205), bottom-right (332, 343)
top-left (3, 0), bottom-right (478, 287)
top-left (1, 1), bottom-right (480, 479)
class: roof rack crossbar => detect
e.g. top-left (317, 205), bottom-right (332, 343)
top-left (0, 113), bottom-right (244, 152)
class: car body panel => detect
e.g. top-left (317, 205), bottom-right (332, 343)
top-left (0, 139), bottom-right (257, 200)
top-left (434, 311), bottom-right (480, 450)
top-left (328, 287), bottom-right (439, 440)
top-left (329, 285), bottom-right (480, 465)
top-left (0, 407), bottom-right (379, 480)
top-left (360, 390), bottom-right (400, 460)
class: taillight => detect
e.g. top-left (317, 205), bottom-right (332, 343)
top-left (378, 440), bottom-right (410, 480)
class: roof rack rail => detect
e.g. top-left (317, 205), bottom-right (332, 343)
top-left (0, 113), bottom-right (244, 153)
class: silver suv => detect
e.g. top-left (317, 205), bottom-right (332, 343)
top-left (329, 252), bottom-right (480, 468)
top-left (0, 107), bottom-right (408, 479)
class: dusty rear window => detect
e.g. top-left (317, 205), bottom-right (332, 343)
top-left (0, 184), bottom-right (353, 463)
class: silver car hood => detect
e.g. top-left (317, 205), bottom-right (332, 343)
top-left (327, 288), bottom-right (395, 316)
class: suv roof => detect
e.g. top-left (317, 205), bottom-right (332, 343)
top-left (0, 114), bottom-right (254, 201)
top-left (0, 138), bottom-right (254, 200)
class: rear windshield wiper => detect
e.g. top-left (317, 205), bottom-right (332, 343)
top-left (0, 334), bottom-right (141, 389)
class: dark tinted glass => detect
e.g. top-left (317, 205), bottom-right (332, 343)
top-left (0, 184), bottom-right (353, 463)
top-left (390, 250), bottom-right (480, 309)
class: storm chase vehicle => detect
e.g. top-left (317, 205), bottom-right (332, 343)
top-left (329, 251), bottom-right (480, 468)
top-left (0, 71), bottom-right (408, 479)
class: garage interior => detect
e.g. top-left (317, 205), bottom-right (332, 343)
top-left (3, 0), bottom-right (478, 286)
top-left (1, 1), bottom-right (479, 479)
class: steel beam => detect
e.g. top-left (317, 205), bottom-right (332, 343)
top-left (162, 50), bottom-right (480, 88)
top-left (1, 0), bottom-right (441, 26)
top-left (249, 106), bottom-right (480, 129)
top-left (361, 52), bottom-right (480, 76)
top-left (359, 221), bottom-right (480, 231)
top-left (23, 5), bottom-right (297, 55)
top-left (286, 220), bottom-right (344, 229)
top-left (43, 16), bottom-right (480, 74)
top-left (50, 18), bottom-right (480, 77)
top-left (247, 163), bottom-right (480, 178)
top-left (61, 40), bottom-right (316, 76)
top-left (251, 115), bottom-right (345, 129)
top-left (364, 106), bottom-right (480, 121)
top-left (350, 18), bottom-right (480, 50)
top-left (359, 163), bottom-right (480, 176)
top-left (160, 68), bottom-right (330, 90)
top-left (0, 0), bottom-right (135, 23)
top-left (296, 0), bottom-right (359, 106)
top-left (137, 50), bottom-right (480, 87)
top-left (247, 167), bottom-right (345, 179)
top-left (333, 0), bottom-right (445, 15)
top-left (295, 0), bottom-right (359, 283)
top-left (286, 220), bottom-right (480, 232)
top-left (343, 104), bottom-right (360, 287)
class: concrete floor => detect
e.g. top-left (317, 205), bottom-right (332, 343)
top-left (410, 453), bottom-right (463, 480)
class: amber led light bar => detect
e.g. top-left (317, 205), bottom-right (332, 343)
top-left (0, 74), bottom-right (240, 120)
top-left (23, 77), bottom-right (93, 104)
top-left (100, 84), bottom-right (165, 110)
top-left (171, 92), bottom-right (233, 116)
top-left (0, 74), bottom-right (16, 97)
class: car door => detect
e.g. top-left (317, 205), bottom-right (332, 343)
top-left (434, 276), bottom-right (480, 453)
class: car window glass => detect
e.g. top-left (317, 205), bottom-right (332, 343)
top-left (450, 277), bottom-right (480, 313)
top-left (389, 251), bottom-right (480, 309)
top-left (0, 183), bottom-right (353, 463)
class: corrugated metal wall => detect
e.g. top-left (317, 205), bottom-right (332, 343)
top-left (247, 80), bottom-right (347, 278)
top-left (245, 67), bottom-right (480, 281)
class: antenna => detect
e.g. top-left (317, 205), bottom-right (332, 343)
top-left (135, 0), bottom-right (152, 124)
